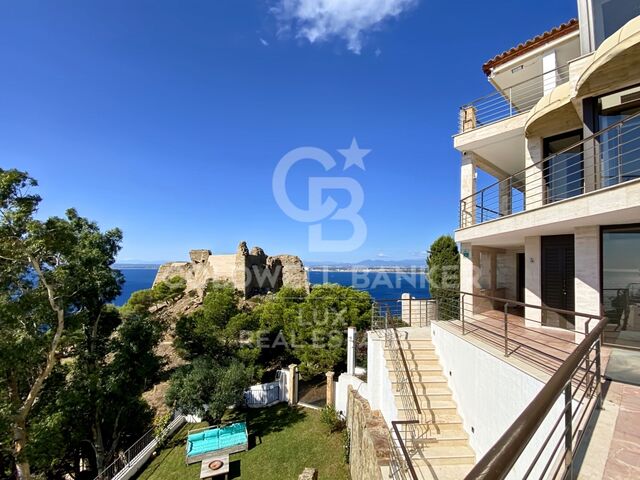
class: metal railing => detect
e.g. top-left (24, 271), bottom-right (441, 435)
top-left (435, 291), bottom-right (605, 479)
top-left (94, 411), bottom-right (184, 480)
top-left (459, 65), bottom-right (570, 132)
top-left (460, 110), bottom-right (640, 228)
top-left (372, 299), bottom-right (434, 480)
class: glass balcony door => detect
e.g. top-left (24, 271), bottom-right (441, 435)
top-left (543, 131), bottom-right (584, 204)
top-left (597, 86), bottom-right (640, 188)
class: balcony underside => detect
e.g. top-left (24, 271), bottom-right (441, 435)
top-left (455, 179), bottom-right (640, 246)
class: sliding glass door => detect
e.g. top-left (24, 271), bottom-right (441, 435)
top-left (602, 225), bottom-right (640, 348)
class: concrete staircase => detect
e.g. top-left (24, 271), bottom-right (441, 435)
top-left (384, 331), bottom-right (475, 480)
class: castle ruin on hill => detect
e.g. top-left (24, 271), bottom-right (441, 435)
top-left (153, 241), bottom-right (309, 298)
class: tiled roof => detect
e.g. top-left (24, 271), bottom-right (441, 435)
top-left (482, 19), bottom-right (579, 75)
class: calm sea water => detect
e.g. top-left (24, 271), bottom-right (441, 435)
top-left (113, 268), bottom-right (430, 306)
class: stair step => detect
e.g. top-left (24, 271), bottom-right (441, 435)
top-left (412, 428), bottom-right (470, 448)
top-left (398, 411), bottom-right (464, 429)
top-left (410, 445), bottom-right (475, 466)
top-left (415, 463), bottom-right (474, 479)
top-left (385, 349), bottom-right (440, 360)
top-left (390, 377), bottom-right (448, 388)
top-left (391, 341), bottom-right (436, 350)
top-left (396, 400), bottom-right (459, 415)
top-left (389, 371), bottom-right (446, 383)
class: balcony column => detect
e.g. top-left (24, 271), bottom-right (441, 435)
top-left (460, 243), bottom-right (479, 315)
top-left (524, 236), bottom-right (542, 327)
top-left (574, 226), bottom-right (601, 341)
top-left (460, 152), bottom-right (477, 227)
top-left (498, 177), bottom-right (512, 217)
top-left (525, 136), bottom-right (544, 209)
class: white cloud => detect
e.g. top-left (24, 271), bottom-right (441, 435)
top-left (272, 0), bottom-right (418, 53)
top-left (377, 252), bottom-right (388, 258)
top-left (259, 37), bottom-right (270, 46)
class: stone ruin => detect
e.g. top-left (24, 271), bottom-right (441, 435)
top-left (153, 241), bottom-right (309, 298)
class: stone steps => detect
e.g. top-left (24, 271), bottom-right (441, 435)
top-left (384, 329), bottom-right (476, 479)
top-left (410, 445), bottom-right (476, 466)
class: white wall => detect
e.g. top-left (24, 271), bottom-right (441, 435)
top-left (334, 374), bottom-right (368, 418)
top-left (431, 323), bottom-right (566, 480)
top-left (367, 331), bottom-right (398, 427)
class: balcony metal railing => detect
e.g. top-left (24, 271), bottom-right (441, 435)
top-left (459, 65), bottom-right (570, 132)
top-left (373, 292), bottom-right (604, 480)
top-left (434, 291), bottom-right (605, 480)
top-left (460, 110), bottom-right (640, 228)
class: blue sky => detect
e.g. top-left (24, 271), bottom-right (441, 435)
top-left (0, 0), bottom-right (577, 263)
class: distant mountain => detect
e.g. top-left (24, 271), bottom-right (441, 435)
top-left (305, 259), bottom-right (424, 268)
top-left (113, 263), bottom-right (163, 269)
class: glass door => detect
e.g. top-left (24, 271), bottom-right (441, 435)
top-left (597, 85), bottom-right (640, 188)
top-left (543, 131), bottom-right (584, 204)
top-left (602, 226), bottom-right (640, 348)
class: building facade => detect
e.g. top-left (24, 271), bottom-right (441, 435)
top-left (454, 1), bottom-right (640, 347)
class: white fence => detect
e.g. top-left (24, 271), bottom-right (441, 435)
top-left (243, 369), bottom-right (289, 408)
top-left (94, 412), bottom-right (185, 480)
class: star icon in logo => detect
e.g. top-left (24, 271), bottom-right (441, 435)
top-left (338, 137), bottom-right (370, 170)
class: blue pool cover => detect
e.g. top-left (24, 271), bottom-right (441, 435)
top-left (186, 422), bottom-right (247, 458)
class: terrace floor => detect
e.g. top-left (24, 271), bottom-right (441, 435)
top-left (136, 404), bottom-right (349, 480)
top-left (434, 312), bottom-right (640, 479)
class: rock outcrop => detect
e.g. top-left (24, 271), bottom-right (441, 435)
top-left (154, 242), bottom-right (309, 298)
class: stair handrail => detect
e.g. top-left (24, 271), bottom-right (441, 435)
top-left (463, 314), bottom-right (607, 479)
top-left (392, 326), bottom-right (422, 415)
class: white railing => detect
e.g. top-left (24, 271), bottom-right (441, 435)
top-left (94, 411), bottom-right (185, 480)
top-left (459, 64), bottom-right (570, 132)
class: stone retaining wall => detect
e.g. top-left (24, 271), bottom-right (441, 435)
top-left (347, 387), bottom-right (391, 480)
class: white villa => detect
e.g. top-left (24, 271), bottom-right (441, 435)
top-left (335, 2), bottom-right (640, 480)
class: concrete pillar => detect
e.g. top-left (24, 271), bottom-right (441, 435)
top-left (574, 226), bottom-right (601, 340)
top-left (288, 364), bottom-right (298, 406)
top-left (460, 243), bottom-right (478, 316)
top-left (401, 293), bottom-right (410, 325)
top-left (326, 371), bottom-right (335, 407)
top-left (524, 236), bottom-right (542, 327)
top-left (346, 327), bottom-right (356, 375)
top-left (525, 136), bottom-right (545, 209)
top-left (542, 50), bottom-right (557, 95)
top-left (499, 178), bottom-right (512, 216)
top-left (460, 153), bottom-right (477, 228)
top-left (460, 105), bottom-right (477, 132)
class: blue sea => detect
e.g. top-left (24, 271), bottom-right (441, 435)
top-left (114, 268), bottom-right (429, 306)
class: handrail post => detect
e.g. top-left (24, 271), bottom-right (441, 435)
top-left (462, 293), bottom-right (466, 335)
top-left (509, 87), bottom-right (513, 116)
top-left (504, 303), bottom-right (509, 356)
top-left (595, 336), bottom-right (602, 409)
top-left (409, 296), bottom-right (412, 327)
top-left (564, 382), bottom-right (573, 471)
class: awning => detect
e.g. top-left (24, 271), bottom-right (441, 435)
top-left (525, 82), bottom-right (581, 137)
top-left (575, 15), bottom-right (640, 98)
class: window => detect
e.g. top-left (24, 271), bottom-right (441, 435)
top-left (592, 0), bottom-right (640, 48)
top-left (543, 131), bottom-right (584, 203)
top-left (596, 85), bottom-right (640, 187)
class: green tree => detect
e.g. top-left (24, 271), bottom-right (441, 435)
top-left (289, 284), bottom-right (371, 376)
top-left (0, 168), bottom-right (123, 479)
top-left (173, 280), bottom-right (258, 362)
top-left (166, 358), bottom-right (253, 423)
top-left (426, 235), bottom-right (460, 319)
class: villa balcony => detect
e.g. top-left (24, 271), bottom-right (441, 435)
top-left (458, 64), bottom-right (570, 133)
top-left (458, 110), bottom-right (640, 235)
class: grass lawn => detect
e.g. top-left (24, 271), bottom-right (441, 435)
top-left (136, 404), bottom-right (350, 480)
